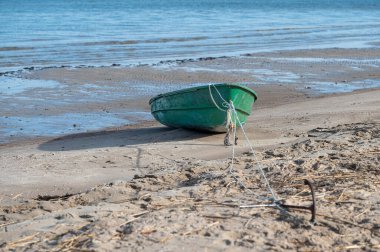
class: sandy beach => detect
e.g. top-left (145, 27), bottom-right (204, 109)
top-left (1, 48), bottom-right (380, 250)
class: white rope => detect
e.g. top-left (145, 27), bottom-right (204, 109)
top-left (227, 115), bottom-right (274, 202)
top-left (208, 84), bottom-right (278, 203)
top-left (240, 204), bottom-right (277, 208)
top-left (229, 101), bottom-right (279, 202)
top-left (230, 102), bottom-right (236, 174)
top-left (212, 84), bottom-right (230, 108)
top-left (208, 84), bottom-right (228, 112)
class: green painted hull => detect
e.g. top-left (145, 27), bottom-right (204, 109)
top-left (149, 83), bottom-right (258, 132)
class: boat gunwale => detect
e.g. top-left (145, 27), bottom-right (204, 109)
top-left (148, 83), bottom-right (258, 105)
top-left (151, 105), bottom-right (251, 115)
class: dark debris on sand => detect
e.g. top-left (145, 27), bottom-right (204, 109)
top-left (1, 123), bottom-right (379, 251)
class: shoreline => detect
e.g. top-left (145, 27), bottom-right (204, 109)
top-left (1, 87), bottom-right (379, 198)
top-left (1, 86), bottom-right (379, 149)
top-left (2, 47), bottom-right (380, 77)
top-left (1, 47), bottom-right (380, 144)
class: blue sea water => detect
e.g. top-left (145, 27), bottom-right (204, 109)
top-left (1, 0), bottom-right (380, 143)
top-left (1, 0), bottom-right (380, 71)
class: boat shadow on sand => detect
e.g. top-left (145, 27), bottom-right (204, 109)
top-left (38, 126), bottom-right (215, 151)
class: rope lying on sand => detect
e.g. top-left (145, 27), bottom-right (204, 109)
top-left (208, 84), bottom-right (318, 223)
top-left (208, 84), bottom-right (279, 205)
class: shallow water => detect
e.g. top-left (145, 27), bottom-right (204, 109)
top-left (0, 78), bottom-right (208, 143)
top-left (0, 112), bottom-right (152, 144)
top-left (305, 79), bottom-right (380, 93)
top-left (0, 77), bottom-right (61, 95)
top-left (1, 0), bottom-right (380, 71)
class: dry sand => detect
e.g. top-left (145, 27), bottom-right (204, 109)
top-left (1, 49), bottom-right (380, 251)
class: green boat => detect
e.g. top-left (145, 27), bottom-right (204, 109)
top-left (149, 83), bottom-right (258, 133)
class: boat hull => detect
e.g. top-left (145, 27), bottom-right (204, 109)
top-left (149, 84), bottom-right (257, 132)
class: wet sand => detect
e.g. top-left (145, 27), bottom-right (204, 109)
top-left (0, 48), bottom-right (380, 250)
top-left (2, 48), bottom-right (380, 143)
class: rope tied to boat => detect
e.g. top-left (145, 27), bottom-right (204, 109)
top-left (208, 83), bottom-right (317, 223)
top-left (225, 105), bottom-right (238, 145)
top-left (208, 84), bottom-right (236, 142)
top-left (208, 84), bottom-right (278, 202)
top-left (229, 100), bottom-right (279, 202)
top-left (208, 84), bottom-right (230, 112)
